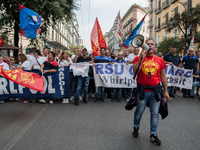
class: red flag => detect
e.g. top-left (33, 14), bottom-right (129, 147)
top-left (0, 65), bottom-right (44, 92)
top-left (0, 37), bottom-right (4, 47)
top-left (91, 18), bottom-right (100, 56)
top-left (96, 18), bottom-right (108, 49)
top-left (90, 18), bottom-right (108, 56)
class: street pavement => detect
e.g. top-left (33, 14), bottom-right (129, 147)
top-left (0, 92), bottom-right (200, 150)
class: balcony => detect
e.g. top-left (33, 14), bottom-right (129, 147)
top-left (162, 21), bottom-right (169, 28)
top-left (170, 0), bottom-right (178, 4)
top-left (169, 17), bottom-right (177, 24)
top-left (155, 7), bottom-right (162, 14)
top-left (155, 25), bottom-right (161, 32)
top-left (162, 0), bottom-right (170, 9)
top-left (148, 20), bottom-right (154, 28)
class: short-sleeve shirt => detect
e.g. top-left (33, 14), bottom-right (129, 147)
top-left (94, 56), bottom-right (113, 63)
top-left (43, 59), bottom-right (58, 69)
top-left (0, 62), bottom-right (9, 70)
top-left (21, 60), bottom-right (31, 70)
top-left (133, 55), bottom-right (167, 86)
top-left (113, 59), bottom-right (126, 63)
top-left (182, 55), bottom-right (199, 74)
top-left (127, 54), bottom-right (139, 62)
top-left (30, 57), bottom-right (46, 70)
top-left (163, 53), bottom-right (181, 67)
top-left (76, 56), bottom-right (91, 63)
top-left (58, 58), bottom-right (73, 66)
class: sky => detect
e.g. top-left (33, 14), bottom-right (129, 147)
top-left (74, 0), bottom-right (149, 52)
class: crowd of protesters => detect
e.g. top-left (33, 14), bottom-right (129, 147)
top-left (0, 44), bottom-right (200, 105)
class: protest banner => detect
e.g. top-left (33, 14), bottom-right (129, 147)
top-left (71, 62), bottom-right (92, 77)
top-left (0, 67), bottom-right (70, 100)
top-left (93, 63), bottom-right (193, 89)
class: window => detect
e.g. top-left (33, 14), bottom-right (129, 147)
top-left (157, 35), bottom-right (160, 46)
top-left (175, 6), bottom-right (178, 14)
top-left (165, 31), bottom-right (168, 38)
top-left (52, 30), bottom-right (54, 40)
top-left (166, 12), bottom-right (168, 23)
top-left (174, 28), bottom-right (178, 38)
top-left (188, 0), bottom-right (192, 9)
top-left (158, 17), bottom-right (161, 29)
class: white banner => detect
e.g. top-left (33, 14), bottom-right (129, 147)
top-left (71, 62), bottom-right (92, 77)
top-left (93, 63), bottom-right (193, 89)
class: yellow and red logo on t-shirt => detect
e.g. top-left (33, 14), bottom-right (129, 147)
top-left (141, 60), bottom-right (159, 76)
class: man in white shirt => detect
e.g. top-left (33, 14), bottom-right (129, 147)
top-left (30, 49), bottom-right (46, 70)
top-left (0, 55), bottom-right (9, 71)
top-left (127, 47), bottom-right (140, 64)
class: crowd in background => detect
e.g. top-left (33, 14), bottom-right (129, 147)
top-left (0, 43), bottom-right (200, 106)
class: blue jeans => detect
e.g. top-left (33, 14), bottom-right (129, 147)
top-left (190, 81), bottom-right (200, 96)
top-left (134, 91), bottom-right (161, 134)
top-left (113, 88), bottom-right (122, 98)
top-left (70, 73), bottom-right (77, 96)
top-left (168, 86), bottom-right (174, 95)
top-left (96, 87), bottom-right (105, 99)
top-left (122, 88), bottom-right (132, 98)
top-left (75, 76), bottom-right (90, 99)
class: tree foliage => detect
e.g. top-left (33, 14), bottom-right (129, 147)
top-left (69, 44), bottom-right (84, 54)
top-left (166, 4), bottom-right (200, 52)
top-left (157, 37), bottom-right (184, 56)
top-left (0, 0), bottom-right (78, 56)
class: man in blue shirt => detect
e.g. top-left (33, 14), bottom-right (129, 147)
top-left (112, 51), bottom-right (126, 102)
top-left (163, 46), bottom-right (181, 97)
top-left (94, 47), bottom-right (113, 102)
top-left (180, 48), bottom-right (199, 97)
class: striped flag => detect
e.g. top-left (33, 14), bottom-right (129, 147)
top-left (111, 11), bottom-right (124, 42)
top-left (188, 36), bottom-right (194, 50)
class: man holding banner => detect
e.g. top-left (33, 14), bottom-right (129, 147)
top-left (132, 39), bottom-right (169, 146)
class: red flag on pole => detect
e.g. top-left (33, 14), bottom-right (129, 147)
top-left (0, 37), bottom-right (4, 47)
top-left (0, 65), bottom-right (44, 92)
top-left (91, 18), bottom-right (108, 56)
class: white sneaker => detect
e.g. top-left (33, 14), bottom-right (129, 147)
top-left (49, 100), bottom-right (53, 104)
top-left (65, 98), bottom-right (69, 103)
top-left (0, 100), bottom-right (4, 104)
top-left (92, 94), bottom-right (95, 98)
top-left (39, 99), bottom-right (46, 103)
top-left (126, 98), bottom-right (130, 102)
top-left (70, 96), bottom-right (74, 101)
top-left (62, 99), bottom-right (66, 104)
top-left (79, 95), bottom-right (82, 101)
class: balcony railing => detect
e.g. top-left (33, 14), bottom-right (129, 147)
top-left (162, 21), bottom-right (169, 28)
top-left (162, 0), bottom-right (170, 9)
top-left (170, 0), bottom-right (178, 4)
top-left (155, 25), bottom-right (161, 32)
top-left (148, 20), bottom-right (154, 28)
top-left (155, 6), bottom-right (162, 14)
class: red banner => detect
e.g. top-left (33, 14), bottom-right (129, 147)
top-left (90, 18), bottom-right (107, 56)
top-left (96, 18), bottom-right (108, 49)
top-left (0, 37), bottom-right (4, 47)
top-left (0, 65), bottom-right (44, 92)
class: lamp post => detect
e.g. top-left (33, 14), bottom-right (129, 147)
top-left (178, 1), bottom-right (188, 55)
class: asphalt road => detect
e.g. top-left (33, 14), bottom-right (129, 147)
top-left (0, 92), bottom-right (200, 150)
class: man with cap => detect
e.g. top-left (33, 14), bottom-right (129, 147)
top-left (74, 48), bottom-right (92, 106)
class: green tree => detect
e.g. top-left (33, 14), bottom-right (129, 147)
top-left (166, 4), bottom-right (200, 54)
top-left (158, 37), bottom-right (184, 56)
top-left (69, 44), bottom-right (84, 54)
top-left (0, 0), bottom-right (78, 57)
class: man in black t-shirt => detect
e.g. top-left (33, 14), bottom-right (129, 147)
top-left (74, 48), bottom-right (91, 106)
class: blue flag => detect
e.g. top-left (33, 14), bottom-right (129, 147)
top-left (123, 14), bottom-right (147, 49)
top-left (19, 3), bottom-right (42, 39)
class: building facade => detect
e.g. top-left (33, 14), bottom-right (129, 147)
top-left (150, 0), bottom-right (199, 50)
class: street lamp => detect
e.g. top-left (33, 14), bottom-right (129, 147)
top-left (178, 1), bottom-right (188, 55)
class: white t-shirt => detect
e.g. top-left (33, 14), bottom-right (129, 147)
top-left (127, 54), bottom-right (139, 62)
top-left (30, 57), bottom-right (46, 69)
top-left (0, 62), bottom-right (9, 70)
top-left (58, 58), bottom-right (72, 66)
top-left (42, 55), bottom-right (48, 60)
top-left (21, 60), bottom-right (31, 70)
top-left (124, 57), bottom-right (129, 62)
top-left (26, 54), bottom-right (34, 62)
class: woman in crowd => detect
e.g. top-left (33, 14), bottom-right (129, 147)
top-left (9, 57), bottom-right (18, 70)
top-left (17, 54), bottom-right (31, 70)
top-left (58, 51), bottom-right (72, 104)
